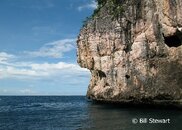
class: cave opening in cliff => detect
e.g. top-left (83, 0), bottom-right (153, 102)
top-left (163, 34), bottom-right (182, 47)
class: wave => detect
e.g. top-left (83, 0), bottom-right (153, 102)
top-left (0, 106), bottom-right (11, 112)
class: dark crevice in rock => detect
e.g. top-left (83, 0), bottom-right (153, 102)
top-left (163, 34), bottom-right (182, 47)
top-left (98, 70), bottom-right (106, 79)
top-left (135, 0), bottom-right (143, 20)
top-left (106, 82), bottom-right (110, 86)
top-left (123, 22), bottom-right (132, 53)
top-left (125, 75), bottom-right (130, 79)
top-left (123, 45), bottom-right (132, 53)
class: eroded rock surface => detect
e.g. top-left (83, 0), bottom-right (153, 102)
top-left (77, 0), bottom-right (182, 106)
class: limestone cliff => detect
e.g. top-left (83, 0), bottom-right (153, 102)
top-left (77, 0), bottom-right (182, 106)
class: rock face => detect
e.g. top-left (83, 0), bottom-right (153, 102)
top-left (77, 0), bottom-right (182, 106)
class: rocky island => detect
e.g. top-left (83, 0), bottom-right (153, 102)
top-left (77, 0), bottom-right (182, 107)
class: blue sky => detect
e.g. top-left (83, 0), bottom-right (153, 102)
top-left (0, 0), bottom-right (97, 95)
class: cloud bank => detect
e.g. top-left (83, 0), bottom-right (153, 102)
top-left (0, 38), bottom-right (89, 81)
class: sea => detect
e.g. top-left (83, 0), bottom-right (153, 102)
top-left (0, 96), bottom-right (181, 130)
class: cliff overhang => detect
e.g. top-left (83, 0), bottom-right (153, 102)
top-left (77, 0), bottom-right (182, 107)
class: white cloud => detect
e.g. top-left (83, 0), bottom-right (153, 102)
top-left (19, 89), bottom-right (34, 94)
top-left (1, 66), bottom-right (48, 78)
top-left (0, 52), bottom-right (16, 63)
top-left (0, 61), bottom-right (89, 80)
top-left (25, 39), bottom-right (76, 58)
top-left (78, 1), bottom-right (97, 11)
top-left (0, 88), bottom-right (36, 95)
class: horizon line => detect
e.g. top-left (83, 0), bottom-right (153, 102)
top-left (0, 95), bottom-right (86, 96)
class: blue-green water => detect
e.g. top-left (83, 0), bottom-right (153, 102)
top-left (0, 96), bottom-right (181, 130)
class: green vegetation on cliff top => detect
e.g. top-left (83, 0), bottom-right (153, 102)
top-left (83, 0), bottom-right (123, 27)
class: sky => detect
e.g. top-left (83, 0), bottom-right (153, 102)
top-left (0, 0), bottom-right (97, 95)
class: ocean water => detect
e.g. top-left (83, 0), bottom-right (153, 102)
top-left (0, 96), bottom-right (181, 130)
